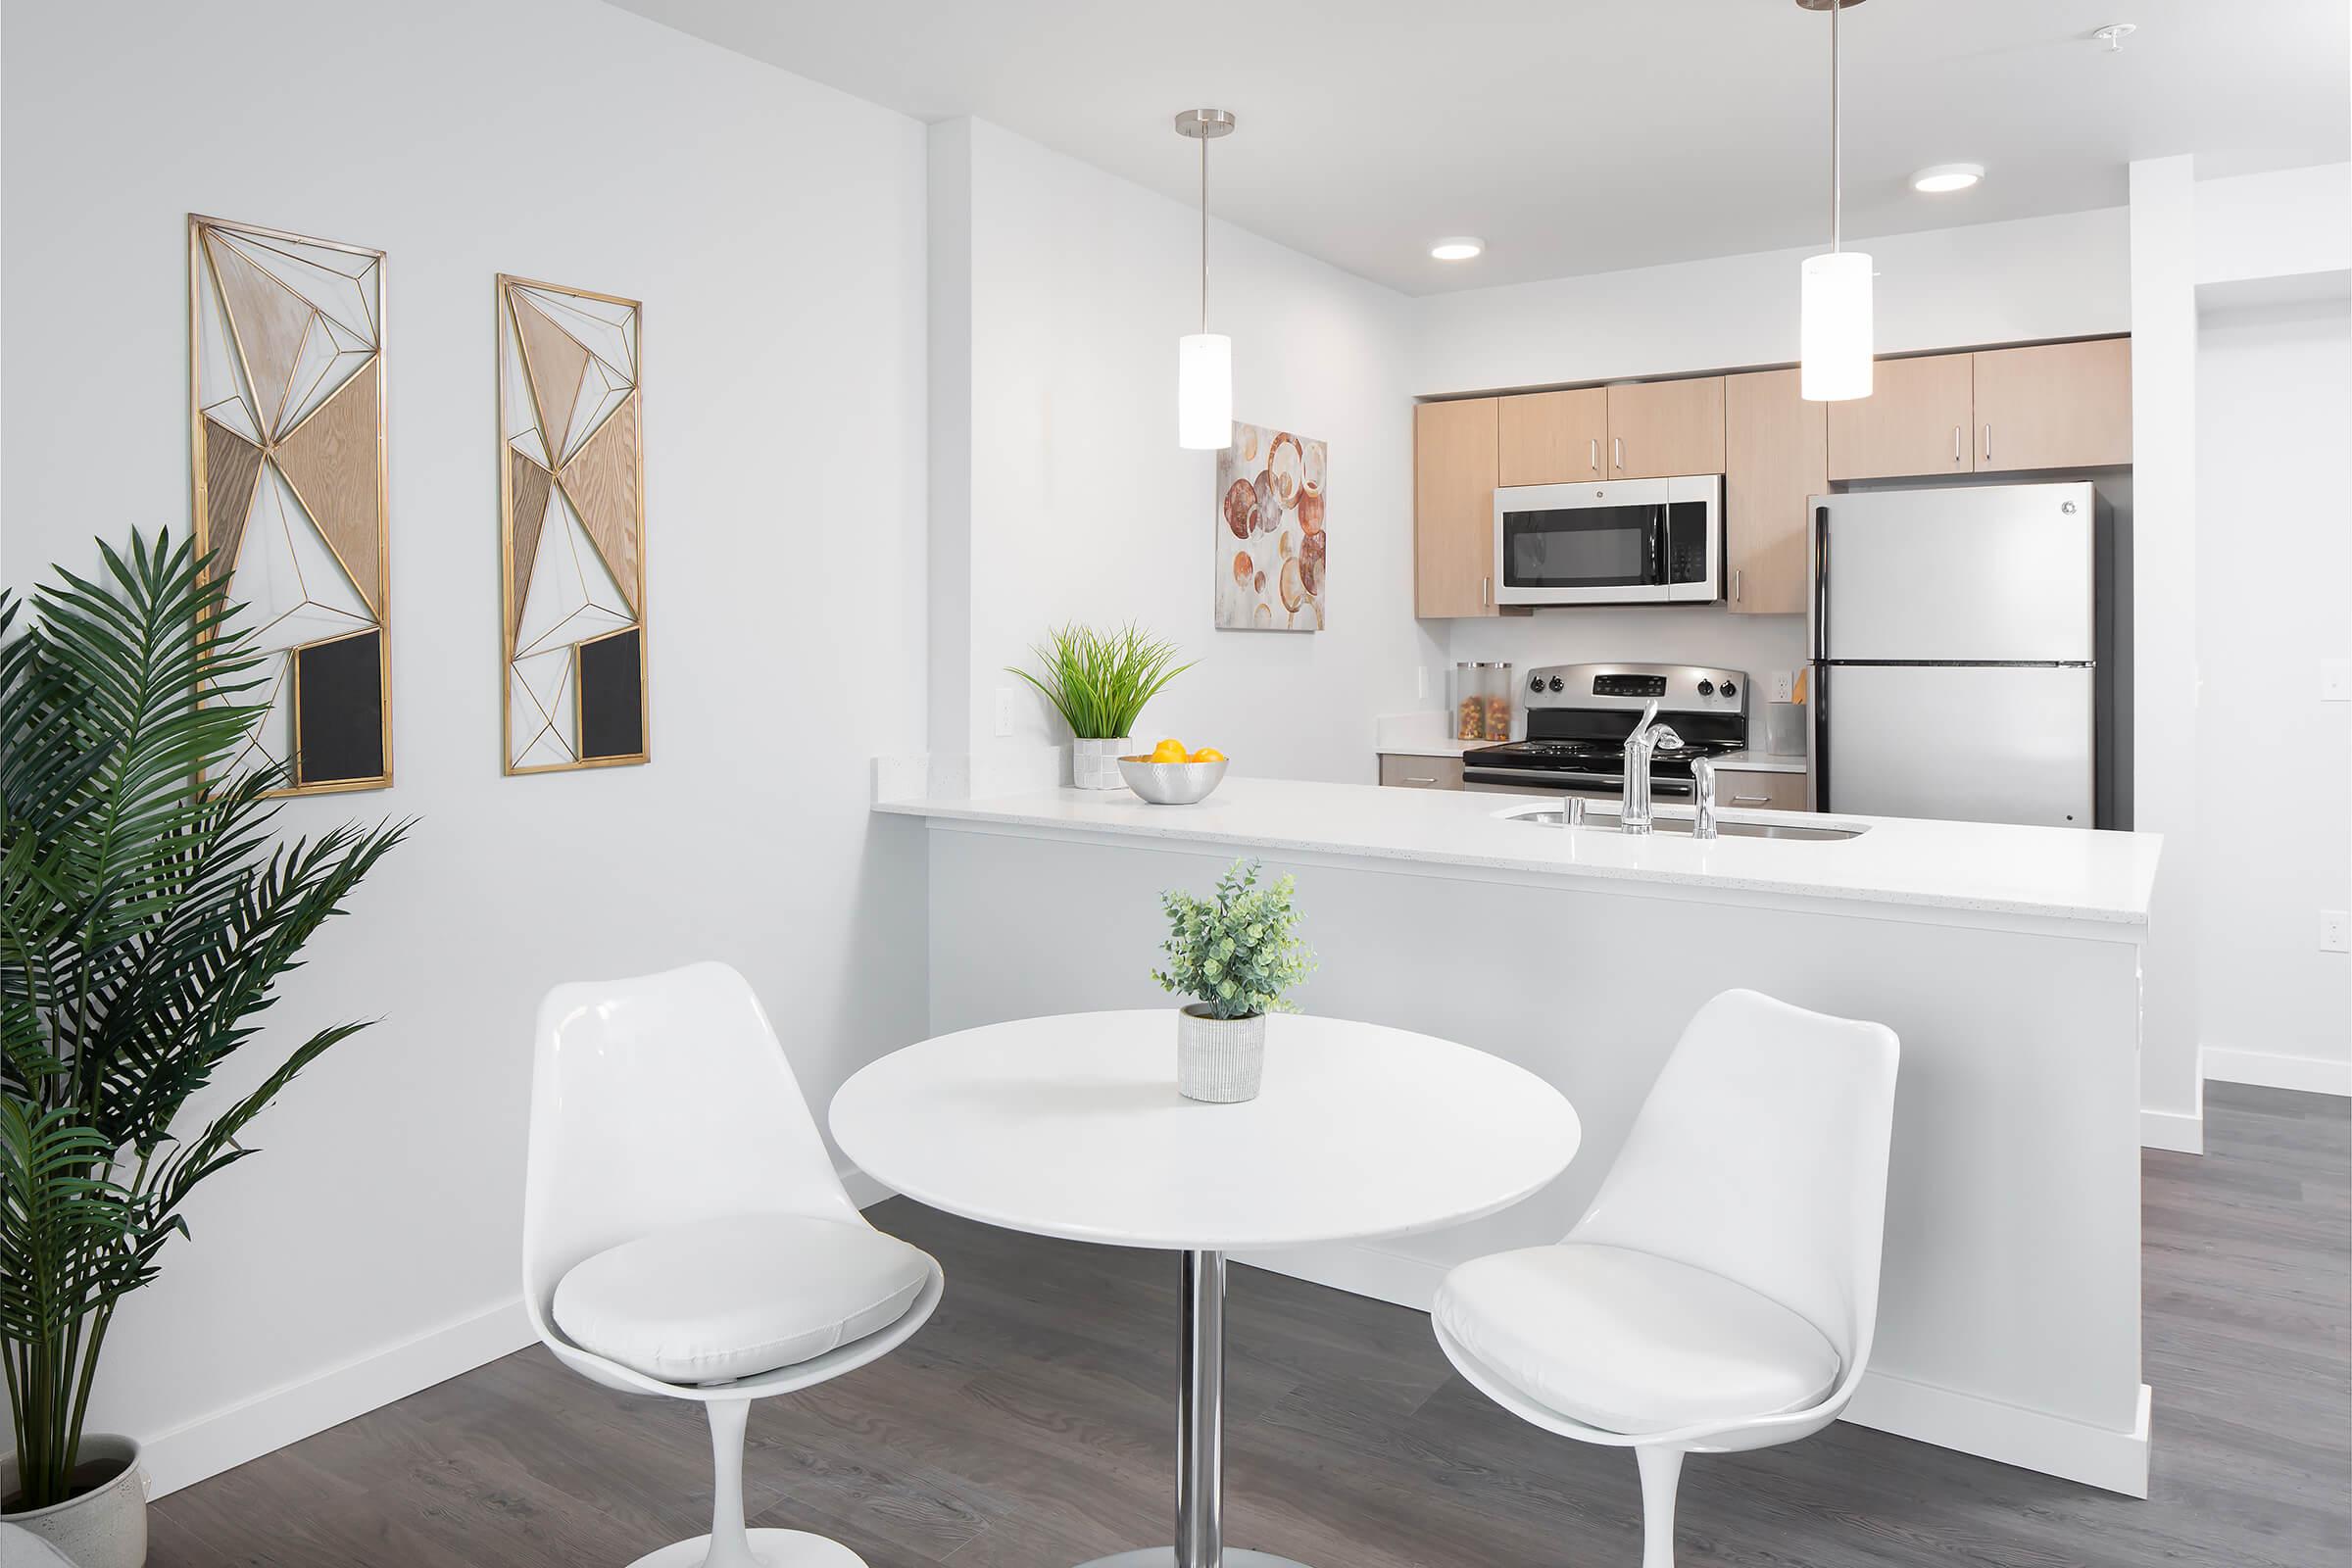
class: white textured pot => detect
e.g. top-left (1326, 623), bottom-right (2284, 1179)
top-left (2, 1434), bottom-right (148, 1568)
top-left (1177, 1004), bottom-right (1266, 1103)
top-left (1071, 737), bottom-right (1134, 791)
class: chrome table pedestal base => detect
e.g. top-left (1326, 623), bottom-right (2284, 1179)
top-left (1073, 1251), bottom-right (1311, 1568)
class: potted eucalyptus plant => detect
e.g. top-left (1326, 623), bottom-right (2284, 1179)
top-left (0, 533), bottom-right (405, 1567)
top-left (1152, 858), bottom-right (1314, 1102)
top-left (1006, 622), bottom-right (1194, 789)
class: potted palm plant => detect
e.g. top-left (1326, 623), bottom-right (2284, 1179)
top-left (1152, 858), bottom-right (1314, 1102)
top-left (0, 533), bottom-right (406, 1567)
top-left (1006, 623), bottom-right (1194, 789)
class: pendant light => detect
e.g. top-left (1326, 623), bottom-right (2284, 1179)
top-left (1798, 0), bottom-right (1872, 402)
top-left (1175, 108), bottom-right (1236, 450)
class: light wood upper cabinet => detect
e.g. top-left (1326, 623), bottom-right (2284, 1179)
top-left (1972, 339), bottom-right (2132, 470)
top-left (1414, 397), bottom-right (1499, 618)
top-left (1605, 376), bottom-right (1726, 479)
top-left (1827, 352), bottom-right (1976, 480)
top-left (1498, 388), bottom-right (1607, 485)
top-left (1723, 368), bottom-right (1824, 616)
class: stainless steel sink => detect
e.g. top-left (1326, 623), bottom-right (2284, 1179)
top-left (1506, 807), bottom-right (1867, 842)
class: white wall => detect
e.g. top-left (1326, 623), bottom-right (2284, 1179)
top-left (934, 119), bottom-right (1440, 785)
top-left (2194, 299), bottom-right (2352, 1091)
top-left (0, 0), bottom-right (931, 1490)
top-left (1417, 207), bottom-right (2133, 705)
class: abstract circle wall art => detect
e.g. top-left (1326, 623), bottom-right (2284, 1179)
top-left (496, 274), bottom-right (648, 775)
top-left (189, 215), bottom-right (391, 794)
top-left (1215, 420), bottom-right (1326, 632)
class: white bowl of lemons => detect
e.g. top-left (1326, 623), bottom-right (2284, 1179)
top-left (1118, 740), bottom-right (1230, 805)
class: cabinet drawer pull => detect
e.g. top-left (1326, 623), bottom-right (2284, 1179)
top-left (1732, 794), bottom-right (1774, 805)
top-left (1404, 776), bottom-right (1438, 785)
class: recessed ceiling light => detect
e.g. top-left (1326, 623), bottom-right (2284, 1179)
top-left (1911, 163), bottom-right (1984, 194)
top-left (1430, 236), bottom-right (1486, 262)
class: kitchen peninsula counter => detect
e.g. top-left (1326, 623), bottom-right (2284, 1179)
top-left (876, 775), bottom-right (2158, 931)
top-left (872, 771), bottom-right (2162, 1496)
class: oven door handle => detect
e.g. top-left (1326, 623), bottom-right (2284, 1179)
top-left (1463, 766), bottom-right (1692, 795)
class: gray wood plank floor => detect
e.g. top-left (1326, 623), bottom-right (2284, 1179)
top-left (151, 1083), bottom-right (2350, 1566)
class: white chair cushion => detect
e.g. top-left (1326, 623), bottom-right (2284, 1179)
top-left (1434, 1242), bottom-right (1840, 1436)
top-left (553, 1213), bottom-right (932, 1385)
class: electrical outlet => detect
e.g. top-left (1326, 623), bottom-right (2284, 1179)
top-left (2323, 910), bottom-right (2350, 954)
top-left (994, 686), bottom-right (1017, 738)
top-left (2322, 659), bottom-right (2351, 702)
top-left (1769, 670), bottom-right (1794, 704)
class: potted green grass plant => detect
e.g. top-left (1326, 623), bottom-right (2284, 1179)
top-left (1006, 622), bottom-right (1194, 789)
top-left (0, 532), bottom-right (405, 1567)
top-left (1152, 858), bottom-right (1314, 1102)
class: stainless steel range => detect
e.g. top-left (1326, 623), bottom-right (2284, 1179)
top-left (1463, 662), bottom-right (1748, 800)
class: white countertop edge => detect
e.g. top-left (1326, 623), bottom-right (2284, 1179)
top-left (874, 785), bottom-right (2157, 932)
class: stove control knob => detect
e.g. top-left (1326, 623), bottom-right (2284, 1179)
top-left (1547, 675), bottom-right (1565, 692)
top-left (1695, 679), bottom-right (1714, 697)
top-left (1720, 680), bottom-right (1738, 699)
top-left (1529, 676), bottom-right (1544, 692)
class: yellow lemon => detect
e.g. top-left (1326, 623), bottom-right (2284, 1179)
top-left (1190, 747), bottom-right (1227, 763)
top-left (1150, 738), bottom-right (1190, 763)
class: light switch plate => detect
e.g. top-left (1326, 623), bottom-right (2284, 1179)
top-left (2323, 911), bottom-right (2350, 954)
top-left (2321, 659), bottom-right (2351, 702)
top-left (994, 686), bottom-right (1017, 738)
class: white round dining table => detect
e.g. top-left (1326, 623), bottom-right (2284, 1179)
top-left (829, 1009), bottom-right (1581, 1568)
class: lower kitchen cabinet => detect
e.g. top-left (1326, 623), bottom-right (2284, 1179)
top-left (1723, 368), bottom-right (1824, 615)
top-left (1713, 768), bottom-right (1806, 812)
top-left (1379, 755), bottom-right (1465, 790)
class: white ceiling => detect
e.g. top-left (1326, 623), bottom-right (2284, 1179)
top-left (610, 0), bottom-right (2351, 295)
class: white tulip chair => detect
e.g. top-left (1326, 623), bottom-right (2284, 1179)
top-left (523, 961), bottom-right (945, 1568)
top-left (1433, 988), bottom-right (1898, 1568)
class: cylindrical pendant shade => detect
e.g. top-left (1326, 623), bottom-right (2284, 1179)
top-left (1177, 333), bottom-right (1233, 450)
top-left (1799, 252), bottom-right (1874, 402)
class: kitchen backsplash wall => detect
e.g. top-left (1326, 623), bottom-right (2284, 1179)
top-left (1444, 606), bottom-right (1808, 734)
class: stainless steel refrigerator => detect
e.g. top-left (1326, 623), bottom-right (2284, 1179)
top-left (1809, 481), bottom-right (2120, 829)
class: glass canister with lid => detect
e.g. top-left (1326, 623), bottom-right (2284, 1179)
top-left (1484, 662), bottom-right (1514, 743)
top-left (1449, 662), bottom-right (1485, 741)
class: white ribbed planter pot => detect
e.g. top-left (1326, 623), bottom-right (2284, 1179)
top-left (2, 1434), bottom-right (148, 1568)
top-left (1071, 737), bottom-right (1134, 790)
top-left (1176, 1004), bottom-right (1265, 1103)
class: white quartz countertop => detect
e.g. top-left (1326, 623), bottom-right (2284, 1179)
top-left (875, 775), bottom-right (2159, 928)
top-left (1711, 748), bottom-right (1809, 775)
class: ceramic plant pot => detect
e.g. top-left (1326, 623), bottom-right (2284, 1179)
top-left (2, 1434), bottom-right (148, 1568)
top-left (1071, 737), bottom-right (1135, 791)
top-left (1176, 1004), bottom-right (1266, 1103)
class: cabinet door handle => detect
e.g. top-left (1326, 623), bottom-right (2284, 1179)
top-left (1953, 425), bottom-right (1962, 465)
top-left (1983, 423), bottom-right (1992, 465)
top-left (1590, 437), bottom-right (1599, 473)
top-left (1733, 567), bottom-right (1741, 603)
top-left (1612, 436), bottom-right (1624, 471)
top-left (1482, 574), bottom-right (1491, 608)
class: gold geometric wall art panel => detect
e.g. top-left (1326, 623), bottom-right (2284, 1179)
top-left (497, 274), bottom-right (647, 774)
top-left (189, 215), bottom-right (390, 795)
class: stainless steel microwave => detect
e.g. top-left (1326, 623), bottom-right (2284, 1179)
top-left (1492, 475), bottom-right (1722, 607)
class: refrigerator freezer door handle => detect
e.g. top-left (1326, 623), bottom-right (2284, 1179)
top-left (1812, 504), bottom-right (1832, 662)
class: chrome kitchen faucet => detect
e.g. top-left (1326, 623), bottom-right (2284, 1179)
top-left (1621, 701), bottom-right (1682, 835)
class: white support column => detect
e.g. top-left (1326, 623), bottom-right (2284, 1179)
top-left (2129, 154), bottom-right (2204, 1152)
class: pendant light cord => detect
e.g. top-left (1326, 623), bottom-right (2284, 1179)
top-left (1830, 0), bottom-right (1842, 254)
top-left (1200, 126), bottom-right (1210, 333)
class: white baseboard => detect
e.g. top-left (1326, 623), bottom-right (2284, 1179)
top-left (1237, 1239), bottom-right (2152, 1497)
top-left (2203, 1045), bottom-right (2352, 1098)
top-left (2139, 1102), bottom-right (2205, 1153)
top-left (139, 1296), bottom-right (534, 1499)
top-left (1842, 1374), bottom-right (2151, 1498)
